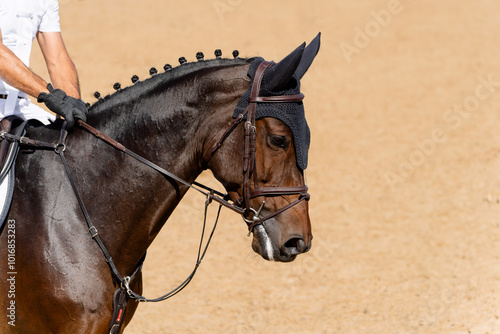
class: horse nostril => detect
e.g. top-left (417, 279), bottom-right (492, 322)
top-left (284, 237), bottom-right (307, 254)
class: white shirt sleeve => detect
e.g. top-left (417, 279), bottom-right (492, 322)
top-left (38, 0), bottom-right (60, 32)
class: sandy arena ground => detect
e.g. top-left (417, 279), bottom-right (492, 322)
top-left (28, 0), bottom-right (500, 333)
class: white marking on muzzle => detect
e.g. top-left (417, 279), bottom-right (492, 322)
top-left (254, 225), bottom-right (274, 261)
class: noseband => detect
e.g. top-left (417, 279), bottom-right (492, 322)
top-left (210, 61), bottom-right (310, 232)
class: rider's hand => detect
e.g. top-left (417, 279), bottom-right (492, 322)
top-left (37, 83), bottom-right (87, 128)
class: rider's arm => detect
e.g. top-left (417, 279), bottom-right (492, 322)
top-left (0, 28), bottom-right (50, 98)
top-left (36, 31), bottom-right (80, 99)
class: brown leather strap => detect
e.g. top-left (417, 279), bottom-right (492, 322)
top-left (246, 192), bottom-right (310, 232)
top-left (242, 61), bottom-right (274, 215)
top-left (78, 120), bottom-right (125, 151)
top-left (210, 113), bottom-right (245, 157)
top-left (249, 94), bottom-right (304, 103)
top-left (249, 185), bottom-right (309, 199)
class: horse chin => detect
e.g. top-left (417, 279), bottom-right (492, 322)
top-left (251, 222), bottom-right (298, 263)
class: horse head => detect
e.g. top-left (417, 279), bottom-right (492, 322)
top-left (208, 34), bottom-right (320, 262)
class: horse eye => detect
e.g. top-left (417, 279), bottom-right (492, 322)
top-left (269, 135), bottom-right (288, 149)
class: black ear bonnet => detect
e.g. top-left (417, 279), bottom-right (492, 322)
top-left (233, 57), bottom-right (310, 170)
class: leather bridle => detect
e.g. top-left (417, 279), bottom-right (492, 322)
top-left (209, 61), bottom-right (310, 232)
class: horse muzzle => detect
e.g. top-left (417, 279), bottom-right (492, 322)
top-left (251, 219), bottom-right (312, 262)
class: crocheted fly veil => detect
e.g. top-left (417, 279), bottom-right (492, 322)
top-left (233, 33), bottom-right (321, 170)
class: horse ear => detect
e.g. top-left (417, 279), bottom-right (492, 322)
top-left (265, 42), bottom-right (306, 92)
top-left (295, 32), bottom-right (321, 79)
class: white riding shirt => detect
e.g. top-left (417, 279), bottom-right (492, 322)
top-left (0, 0), bottom-right (60, 123)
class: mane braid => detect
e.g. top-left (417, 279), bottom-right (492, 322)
top-left (88, 57), bottom-right (252, 116)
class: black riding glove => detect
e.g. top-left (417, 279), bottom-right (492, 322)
top-left (37, 83), bottom-right (87, 128)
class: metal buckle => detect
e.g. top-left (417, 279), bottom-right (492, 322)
top-left (89, 226), bottom-right (98, 238)
top-left (122, 276), bottom-right (147, 302)
top-left (244, 120), bottom-right (252, 132)
top-left (122, 276), bottom-right (132, 296)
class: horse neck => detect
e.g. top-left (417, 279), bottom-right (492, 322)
top-left (75, 61), bottom-right (250, 272)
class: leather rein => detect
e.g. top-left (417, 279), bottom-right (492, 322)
top-left (7, 60), bottom-right (310, 332)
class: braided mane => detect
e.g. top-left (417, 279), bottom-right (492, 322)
top-left (89, 52), bottom-right (252, 115)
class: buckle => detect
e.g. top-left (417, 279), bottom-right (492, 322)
top-left (89, 226), bottom-right (98, 238)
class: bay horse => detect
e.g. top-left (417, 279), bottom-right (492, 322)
top-left (0, 33), bottom-right (320, 333)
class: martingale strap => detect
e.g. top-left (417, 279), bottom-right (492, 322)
top-left (53, 122), bottom-right (221, 334)
top-left (9, 121), bottom-right (218, 334)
